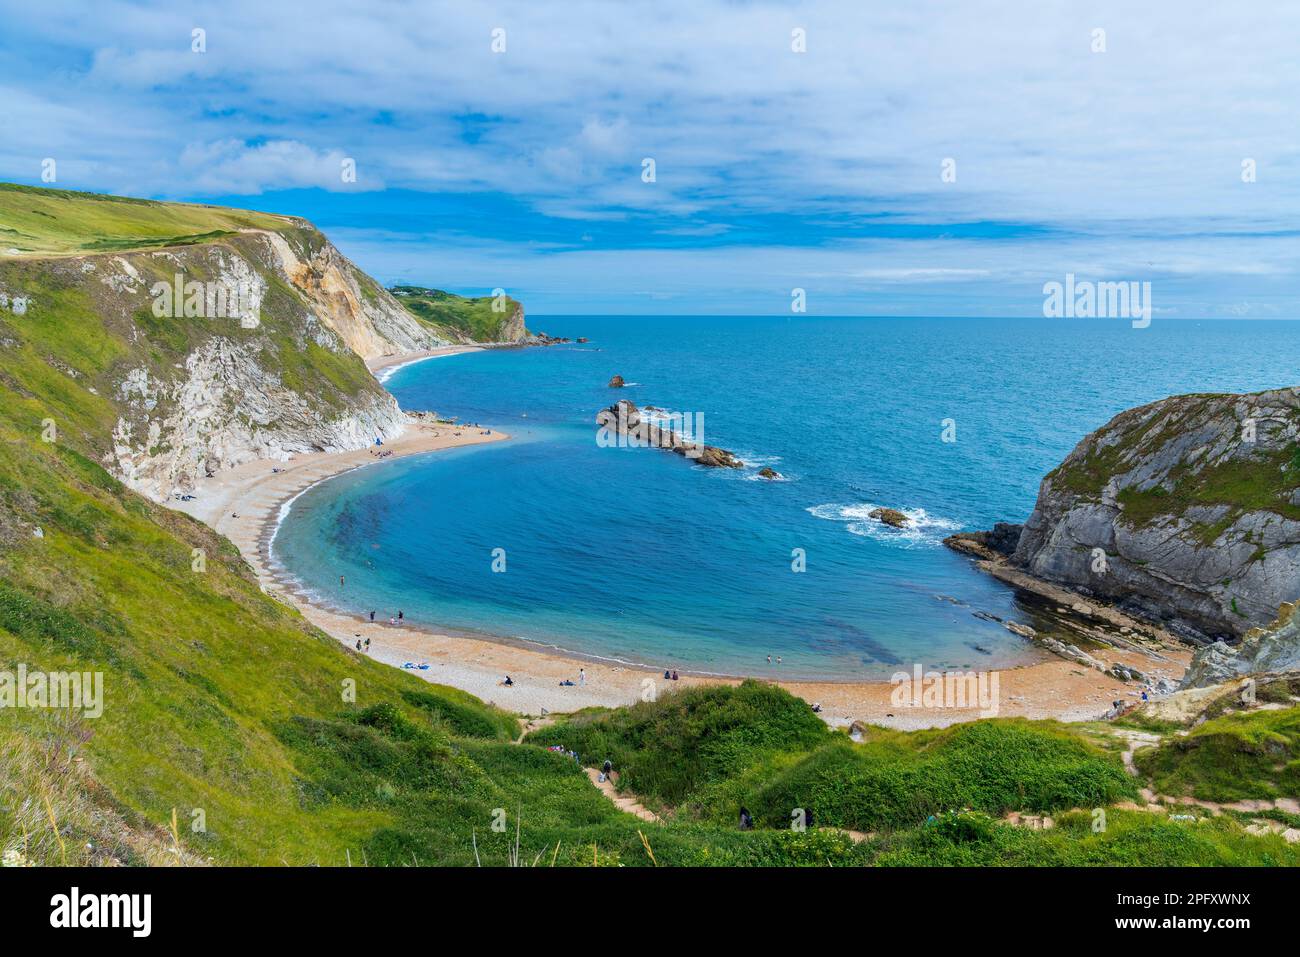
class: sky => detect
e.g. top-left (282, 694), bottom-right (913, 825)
top-left (0, 0), bottom-right (1297, 316)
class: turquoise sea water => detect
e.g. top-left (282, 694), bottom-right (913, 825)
top-left (272, 317), bottom-right (1300, 679)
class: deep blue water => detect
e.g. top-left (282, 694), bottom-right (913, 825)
top-left (273, 317), bottom-right (1300, 679)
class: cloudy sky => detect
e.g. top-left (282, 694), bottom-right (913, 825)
top-left (1, 0), bottom-right (1297, 316)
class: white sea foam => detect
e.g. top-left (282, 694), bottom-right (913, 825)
top-left (807, 502), bottom-right (962, 547)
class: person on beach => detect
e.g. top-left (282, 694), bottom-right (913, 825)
top-left (503, 675), bottom-right (514, 686)
top-left (355, 639), bottom-right (362, 651)
top-left (600, 759), bottom-right (613, 783)
top-left (664, 669), bottom-right (671, 679)
top-left (340, 575), bottom-right (345, 589)
top-left (369, 611), bottom-right (375, 622)
top-left (398, 610), bottom-right (403, 621)
top-left (671, 670), bottom-right (679, 681)
top-left (364, 638), bottom-right (370, 651)
top-left (579, 668), bottom-right (585, 686)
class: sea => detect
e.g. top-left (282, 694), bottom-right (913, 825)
top-left (271, 316), bottom-right (1300, 679)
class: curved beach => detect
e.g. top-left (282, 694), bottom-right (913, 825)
top-left (171, 348), bottom-right (1190, 729)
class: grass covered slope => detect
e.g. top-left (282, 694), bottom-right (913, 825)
top-left (1133, 705), bottom-right (1300, 803)
top-left (390, 285), bottom-right (526, 343)
top-left (526, 681), bottom-right (1300, 865)
top-left (526, 682), bottom-right (1134, 829)
top-left (0, 396), bottom-right (530, 864)
top-left (0, 183), bottom-right (292, 257)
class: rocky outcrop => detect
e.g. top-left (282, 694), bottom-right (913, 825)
top-left (952, 388), bottom-right (1300, 644)
top-left (1181, 602), bottom-right (1300, 688)
top-left (530, 331), bottom-right (570, 346)
top-left (595, 399), bottom-right (742, 469)
top-left (608, 375), bottom-right (625, 388)
top-left (869, 507), bottom-right (910, 529)
top-left (758, 467), bottom-right (781, 480)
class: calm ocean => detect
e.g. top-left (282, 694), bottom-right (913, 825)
top-left (272, 316), bottom-right (1300, 679)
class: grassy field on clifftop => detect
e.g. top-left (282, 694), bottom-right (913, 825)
top-left (0, 183), bottom-right (291, 257)
top-left (390, 285), bottom-right (523, 342)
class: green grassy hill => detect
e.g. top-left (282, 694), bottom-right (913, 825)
top-left (525, 681), bottom-right (1300, 866)
top-left (390, 285), bottom-right (526, 343)
top-left (0, 183), bottom-right (293, 257)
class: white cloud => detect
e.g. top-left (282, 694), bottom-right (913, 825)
top-left (176, 139), bottom-right (379, 195)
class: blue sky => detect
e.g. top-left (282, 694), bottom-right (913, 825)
top-left (1, 0), bottom-right (1297, 316)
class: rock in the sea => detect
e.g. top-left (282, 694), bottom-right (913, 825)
top-left (869, 507), bottom-right (909, 528)
top-left (595, 399), bottom-right (742, 469)
top-left (690, 444), bottom-right (743, 469)
top-left (758, 467), bottom-right (781, 480)
top-left (1181, 601), bottom-right (1300, 688)
top-left (577, 337), bottom-right (589, 343)
top-left (608, 374), bottom-right (625, 388)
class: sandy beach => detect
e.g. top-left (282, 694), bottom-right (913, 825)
top-left (167, 346), bottom-right (1191, 730)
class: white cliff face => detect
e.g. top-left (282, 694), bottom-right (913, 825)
top-left (18, 223), bottom-right (444, 501)
top-left (111, 338), bottom-right (406, 499)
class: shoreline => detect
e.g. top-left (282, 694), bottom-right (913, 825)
top-left (169, 349), bottom-right (1191, 730)
top-left (368, 344), bottom-right (486, 382)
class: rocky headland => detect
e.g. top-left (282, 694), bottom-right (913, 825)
top-left (946, 386), bottom-right (1300, 688)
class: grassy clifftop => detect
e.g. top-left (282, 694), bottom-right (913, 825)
top-left (390, 285), bottom-right (526, 343)
top-left (0, 183), bottom-right (295, 257)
